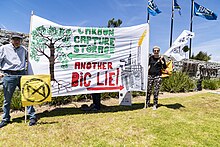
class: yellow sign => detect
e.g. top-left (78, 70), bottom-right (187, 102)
top-left (161, 60), bottom-right (173, 78)
top-left (21, 75), bottom-right (52, 106)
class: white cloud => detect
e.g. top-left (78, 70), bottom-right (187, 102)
top-left (1, 24), bottom-right (7, 30)
top-left (109, 0), bottom-right (142, 12)
top-left (126, 16), bottom-right (142, 26)
top-left (194, 20), bottom-right (220, 30)
top-left (193, 38), bottom-right (220, 63)
top-left (76, 20), bottom-right (89, 26)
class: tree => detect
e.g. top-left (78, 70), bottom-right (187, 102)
top-left (191, 51), bottom-right (211, 61)
top-left (30, 25), bottom-right (73, 92)
top-left (182, 45), bottom-right (190, 59)
top-left (182, 45), bottom-right (190, 53)
top-left (107, 18), bottom-right (122, 28)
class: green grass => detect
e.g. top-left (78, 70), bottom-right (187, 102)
top-left (0, 93), bottom-right (220, 146)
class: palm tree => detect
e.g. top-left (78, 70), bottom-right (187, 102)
top-left (108, 18), bottom-right (122, 28)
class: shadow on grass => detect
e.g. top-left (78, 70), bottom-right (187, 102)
top-left (159, 103), bottom-right (185, 109)
top-left (37, 121), bottom-right (59, 125)
top-left (12, 103), bottom-right (145, 123)
top-left (12, 102), bottom-right (185, 123)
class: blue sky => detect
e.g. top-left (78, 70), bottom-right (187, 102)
top-left (0, 0), bottom-right (219, 62)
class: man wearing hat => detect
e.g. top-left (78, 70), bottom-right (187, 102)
top-left (146, 46), bottom-right (167, 110)
top-left (0, 34), bottom-right (37, 128)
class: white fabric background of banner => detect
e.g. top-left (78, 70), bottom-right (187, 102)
top-left (28, 15), bottom-right (149, 97)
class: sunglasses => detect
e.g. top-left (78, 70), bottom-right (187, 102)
top-left (153, 50), bottom-right (160, 52)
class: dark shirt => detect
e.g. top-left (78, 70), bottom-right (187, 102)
top-left (148, 55), bottom-right (167, 76)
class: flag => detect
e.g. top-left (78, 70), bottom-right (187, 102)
top-left (148, 0), bottom-right (161, 16)
top-left (194, 2), bottom-right (217, 20)
top-left (174, 0), bottom-right (181, 15)
top-left (164, 30), bottom-right (195, 61)
top-left (21, 74), bottom-right (52, 106)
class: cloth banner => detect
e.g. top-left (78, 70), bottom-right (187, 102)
top-left (28, 15), bottom-right (149, 97)
top-left (164, 30), bottom-right (195, 61)
top-left (21, 74), bottom-right (52, 106)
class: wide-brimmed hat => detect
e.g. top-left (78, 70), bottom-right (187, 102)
top-left (11, 34), bottom-right (23, 39)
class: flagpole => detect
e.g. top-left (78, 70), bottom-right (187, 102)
top-left (189, 0), bottom-right (194, 58)
top-left (147, 11), bottom-right (150, 24)
top-left (169, 0), bottom-right (174, 47)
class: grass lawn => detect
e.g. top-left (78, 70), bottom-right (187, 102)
top-left (0, 92), bottom-right (220, 146)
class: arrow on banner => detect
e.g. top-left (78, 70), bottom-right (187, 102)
top-left (87, 85), bottom-right (124, 91)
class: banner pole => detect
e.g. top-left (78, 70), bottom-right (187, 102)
top-left (144, 1), bottom-right (150, 109)
top-left (27, 11), bottom-right (34, 73)
top-left (25, 106), bottom-right (27, 123)
top-left (24, 11), bottom-right (34, 123)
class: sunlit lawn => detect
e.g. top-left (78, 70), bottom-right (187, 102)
top-left (0, 93), bottom-right (220, 146)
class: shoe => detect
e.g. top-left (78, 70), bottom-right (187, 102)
top-left (152, 105), bottom-right (157, 110)
top-left (89, 104), bottom-right (100, 111)
top-left (90, 107), bottom-right (98, 111)
top-left (29, 118), bottom-right (37, 126)
top-left (0, 120), bottom-right (9, 128)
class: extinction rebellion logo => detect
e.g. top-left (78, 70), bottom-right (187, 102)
top-left (21, 78), bottom-right (51, 102)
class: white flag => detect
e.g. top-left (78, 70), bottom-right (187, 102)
top-left (164, 30), bottom-right (195, 61)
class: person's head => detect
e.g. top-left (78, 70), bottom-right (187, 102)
top-left (11, 34), bottom-right (23, 48)
top-left (153, 46), bottom-right (160, 55)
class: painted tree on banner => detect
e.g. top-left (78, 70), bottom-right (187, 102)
top-left (30, 25), bottom-right (73, 92)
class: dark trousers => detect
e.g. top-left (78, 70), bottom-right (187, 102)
top-left (91, 93), bottom-right (101, 110)
top-left (2, 70), bottom-right (36, 121)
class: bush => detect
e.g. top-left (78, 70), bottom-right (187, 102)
top-left (101, 92), bottom-right (118, 99)
top-left (0, 89), bottom-right (23, 112)
top-left (10, 90), bottom-right (23, 110)
top-left (132, 91), bottom-right (145, 97)
top-left (0, 89), bottom-right (88, 111)
top-left (202, 79), bottom-right (219, 90)
top-left (161, 71), bottom-right (196, 93)
top-left (47, 94), bottom-right (92, 106)
top-left (217, 78), bottom-right (220, 88)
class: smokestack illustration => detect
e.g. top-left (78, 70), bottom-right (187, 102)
top-left (137, 30), bottom-right (147, 65)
